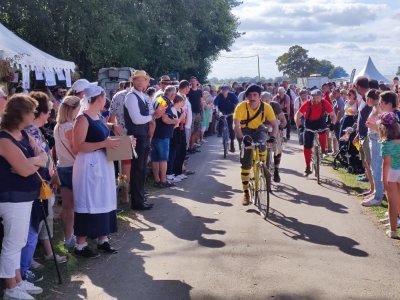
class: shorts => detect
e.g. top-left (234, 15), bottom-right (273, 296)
top-left (58, 166), bottom-right (73, 190)
top-left (192, 113), bottom-right (202, 132)
top-left (388, 167), bottom-right (400, 182)
top-left (359, 136), bottom-right (371, 164)
top-left (151, 138), bottom-right (170, 162)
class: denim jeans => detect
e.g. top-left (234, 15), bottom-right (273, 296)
top-left (368, 132), bottom-right (383, 200)
top-left (20, 224), bottom-right (39, 277)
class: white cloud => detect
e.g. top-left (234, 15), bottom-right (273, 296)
top-left (209, 0), bottom-right (400, 79)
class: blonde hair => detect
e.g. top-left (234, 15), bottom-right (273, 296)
top-left (56, 96), bottom-right (80, 124)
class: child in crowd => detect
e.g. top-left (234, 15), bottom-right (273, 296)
top-left (378, 112), bottom-right (400, 239)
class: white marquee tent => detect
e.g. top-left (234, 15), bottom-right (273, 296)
top-left (354, 57), bottom-right (389, 83)
top-left (0, 22), bottom-right (75, 87)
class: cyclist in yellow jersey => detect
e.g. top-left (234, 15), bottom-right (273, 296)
top-left (233, 85), bottom-right (278, 205)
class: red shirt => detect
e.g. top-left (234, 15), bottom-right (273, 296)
top-left (299, 100), bottom-right (333, 121)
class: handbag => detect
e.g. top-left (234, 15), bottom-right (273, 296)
top-left (36, 171), bottom-right (52, 200)
top-left (49, 170), bottom-right (61, 186)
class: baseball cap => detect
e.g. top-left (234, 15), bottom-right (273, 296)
top-left (310, 89), bottom-right (322, 96)
top-left (71, 79), bottom-right (91, 93)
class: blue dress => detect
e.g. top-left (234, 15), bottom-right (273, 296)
top-left (73, 113), bottom-right (117, 238)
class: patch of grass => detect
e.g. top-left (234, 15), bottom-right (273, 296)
top-left (325, 156), bottom-right (399, 238)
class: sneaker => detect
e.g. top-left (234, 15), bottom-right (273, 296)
top-left (384, 218), bottom-right (400, 228)
top-left (166, 174), bottom-right (175, 181)
top-left (74, 246), bottom-right (100, 258)
top-left (30, 259), bottom-right (44, 270)
top-left (176, 174), bottom-right (188, 180)
top-left (362, 193), bottom-right (375, 201)
top-left (201, 139), bottom-right (208, 143)
top-left (18, 280), bottom-right (43, 295)
top-left (3, 286), bottom-right (34, 300)
top-left (64, 235), bottom-right (76, 252)
top-left (97, 241), bottom-right (118, 254)
top-left (167, 175), bottom-right (181, 183)
top-left (44, 253), bottom-right (67, 264)
top-left (379, 216), bottom-right (390, 224)
top-left (242, 191), bottom-right (250, 206)
top-left (23, 270), bottom-right (43, 283)
top-left (361, 199), bottom-right (382, 207)
top-left (386, 230), bottom-right (399, 239)
top-left (303, 167), bottom-right (312, 177)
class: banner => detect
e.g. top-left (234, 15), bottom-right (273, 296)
top-left (349, 69), bottom-right (356, 83)
top-left (56, 69), bottom-right (66, 80)
top-left (65, 69), bottom-right (72, 87)
top-left (22, 66), bottom-right (30, 90)
top-left (35, 67), bottom-right (44, 80)
top-left (44, 68), bottom-right (56, 86)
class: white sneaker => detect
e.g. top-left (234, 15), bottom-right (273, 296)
top-left (4, 286), bottom-right (35, 299)
top-left (44, 253), bottom-right (67, 264)
top-left (166, 174), bottom-right (175, 181)
top-left (176, 174), bottom-right (188, 180)
top-left (386, 230), bottom-right (399, 239)
top-left (361, 199), bottom-right (382, 207)
top-left (170, 176), bottom-right (182, 183)
top-left (18, 280), bottom-right (43, 295)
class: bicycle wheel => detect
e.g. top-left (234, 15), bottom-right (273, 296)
top-left (315, 146), bottom-right (320, 184)
top-left (265, 151), bottom-right (273, 193)
top-left (256, 163), bottom-right (270, 219)
top-left (248, 178), bottom-right (256, 205)
top-left (223, 140), bottom-right (227, 158)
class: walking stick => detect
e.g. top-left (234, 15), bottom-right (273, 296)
top-left (39, 199), bottom-right (62, 284)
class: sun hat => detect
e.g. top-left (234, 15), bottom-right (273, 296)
top-left (131, 70), bottom-right (151, 81)
top-left (71, 79), bottom-right (91, 93)
top-left (159, 75), bottom-right (171, 84)
top-left (83, 85), bottom-right (104, 99)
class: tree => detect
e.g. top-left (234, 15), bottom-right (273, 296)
top-left (275, 45), bottom-right (314, 78)
top-left (316, 60), bottom-right (335, 77)
top-left (0, 0), bottom-right (240, 82)
top-left (329, 66), bottom-right (349, 79)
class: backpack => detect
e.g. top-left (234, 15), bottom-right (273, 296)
top-left (305, 99), bottom-right (326, 120)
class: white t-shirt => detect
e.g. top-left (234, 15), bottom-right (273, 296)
top-left (54, 122), bottom-right (75, 168)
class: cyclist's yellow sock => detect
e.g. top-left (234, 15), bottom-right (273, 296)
top-left (241, 168), bottom-right (251, 192)
top-left (259, 150), bottom-right (267, 164)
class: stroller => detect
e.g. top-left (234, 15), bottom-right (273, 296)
top-left (332, 127), bottom-right (364, 174)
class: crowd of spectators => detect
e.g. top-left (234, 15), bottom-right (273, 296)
top-left (1, 73), bottom-right (400, 299)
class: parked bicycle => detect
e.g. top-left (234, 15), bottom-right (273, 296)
top-left (304, 127), bottom-right (329, 184)
top-left (241, 135), bottom-right (273, 219)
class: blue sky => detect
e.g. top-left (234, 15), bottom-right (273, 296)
top-left (209, 0), bottom-right (400, 79)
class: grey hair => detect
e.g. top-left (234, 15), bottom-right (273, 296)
top-left (261, 91), bottom-right (272, 100)
top-left (164, 85), bottom-right (177, 97)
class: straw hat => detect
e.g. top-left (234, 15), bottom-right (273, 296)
top-left (159, 75), bottom-right (171, 84)
top-left (131, 70), bottom-right (151, 81)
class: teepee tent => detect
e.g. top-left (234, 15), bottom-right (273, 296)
top-left (0, 22), bottom-right (75, 88)
top-left (354, 57), bottom-right (389, 83)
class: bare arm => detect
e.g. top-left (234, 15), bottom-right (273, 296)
top-left (269, 119), bottom-right (278, 138)
top-left (277, 112), bottom-right (287, 129)
top-left (234, 118), bottom-right (244, 139)
top-left (0, 139), bottom-right (45, 177)
top-left (329, 111), bottom-right (337, 125)
top-left (295, 110), bottom-right (304, 127)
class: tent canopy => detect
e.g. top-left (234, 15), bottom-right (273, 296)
top-left (0, 22), bottom-right (75, 71)
top-left (354, 57), bottom-right (388, 83)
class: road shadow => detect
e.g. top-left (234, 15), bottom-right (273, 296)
top-left (267, 209), bottom-right (368, 257)
top-left (273, 183), bottom-right (348, 214)
top-left (51, 214), bottom-right (192, 300)
top-left (143, 196), bottom-right (226, 249)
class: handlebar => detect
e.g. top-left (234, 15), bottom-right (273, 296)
top-left (304, 128), bottom-right (329, 134)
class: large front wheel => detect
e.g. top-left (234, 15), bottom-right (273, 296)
top-left (257, 163), bottom-right (270, 219)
